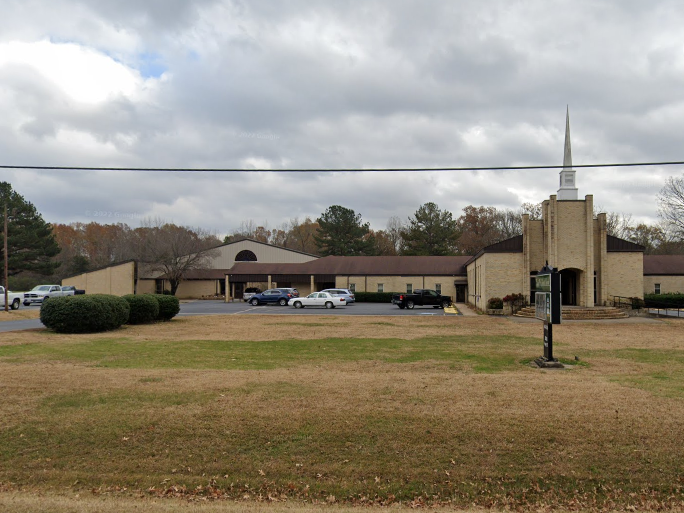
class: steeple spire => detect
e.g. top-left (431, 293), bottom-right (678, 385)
top-left (557, 106), bottom-right (578, 200)
top-left (563, 105), bottom-right (572, 169)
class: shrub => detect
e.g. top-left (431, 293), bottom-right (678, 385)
top-left (502, 293), bottom-right (527, 305)
top-left (354, 292), bottom-right (398, 303)
top-left (644, 293), bottom-right (684, 307)
top-left (487, 297), bottom-right (503, 309)
top-left (40, 294), bottom-right (130, 333)
top-left (154, 294), bottom-right (180, 321)
top-left (123, 294), bottom-right (160, 325)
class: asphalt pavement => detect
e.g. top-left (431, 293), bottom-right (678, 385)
top-left (0, 300), bottom-right (462, 333)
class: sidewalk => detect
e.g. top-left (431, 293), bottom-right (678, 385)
top-left (454, 302), bottom-right (479, 316)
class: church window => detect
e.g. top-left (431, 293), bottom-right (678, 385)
top-left (377, 283), bottom-right (384, 293)
top-left (235, 250), bottom-right (257, 262)
top-left (406, 283), bottom-right (413, 293)
top-left (655, 283), bottom-right (661, 294)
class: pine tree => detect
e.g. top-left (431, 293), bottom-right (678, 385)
top-left (0, 182), bottom-right (61, 278)
top-left (314, 205), bottom-right (376, 256)
top-left (401, 202), bottom-right (459, 256)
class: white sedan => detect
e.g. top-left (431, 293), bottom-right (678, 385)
top-left (289, 292), bottom-right (346, 309)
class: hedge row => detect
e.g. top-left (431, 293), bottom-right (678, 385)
top-left (41, 293), bottom-right (181, 333)
top-left (40, 294), bottom-right (130, 333)
top-left (353, 292), bottom-right (398, 303)
top-left (644, 293), bottom-right (684, 307)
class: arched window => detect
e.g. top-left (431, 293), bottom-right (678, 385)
top-left (235, 250), bottom-right (257, 262)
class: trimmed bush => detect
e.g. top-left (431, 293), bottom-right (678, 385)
top-left (40, 294), bottom-right (130, 333)
top-left (154, 294), bottom-right (180, 321)
top-left (644, 293), bottom-right (684, 307)
top-left (354, 292), bottom-right (398, 303)
top-left (487, 297), bottom-right (503, 310)
top-left (123, 294), bottom-right (160, 325)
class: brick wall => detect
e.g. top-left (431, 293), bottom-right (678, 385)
top-left (605, 253), bottom-right (644, 299)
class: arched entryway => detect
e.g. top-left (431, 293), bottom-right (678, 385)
top-left (560, 269), bottom-right (578, 306)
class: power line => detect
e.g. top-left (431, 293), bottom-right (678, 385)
top-left (1, 161), bottom-right (684, 173)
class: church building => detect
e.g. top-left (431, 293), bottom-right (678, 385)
top-left (466, 108), bottom-right (644, 310)
top-left (63, 109), bottom-right (682, 306)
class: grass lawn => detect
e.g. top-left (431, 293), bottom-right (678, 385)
top-left (0, 315), bottom-right (682, 511)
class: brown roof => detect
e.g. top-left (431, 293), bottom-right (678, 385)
top-left (643, 255), bottom-right (684, 275)
top-left (465, 235), bottom-right (523, 265)
top-left (228, 255), bottom-right (470, 277)
top-left (607, 235), bottom-right (645, 252)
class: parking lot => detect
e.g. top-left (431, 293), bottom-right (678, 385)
top-left (0, 300), bottom-right (463, 333)
top-left (179, 300), bottom-right (463, 316)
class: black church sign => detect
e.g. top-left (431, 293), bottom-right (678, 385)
top-left (534, 264), bottom-right (562, 366)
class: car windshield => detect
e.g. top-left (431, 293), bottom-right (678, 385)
top-left (32, 285), bottom-right (51, 291)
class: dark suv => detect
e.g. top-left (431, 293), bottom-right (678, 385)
top-left (248, 288), bottom-right (296, 306)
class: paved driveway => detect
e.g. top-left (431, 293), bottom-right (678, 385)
top-left (0, 301), bottom-right (462, 333)
top-left (178, 300), bottom-right (462, 317)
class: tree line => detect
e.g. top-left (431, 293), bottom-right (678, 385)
top-left (2, 176), bottom-right (684, 292)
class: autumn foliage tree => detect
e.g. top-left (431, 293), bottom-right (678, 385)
top-left (131, 220), bottom-right (221, 296)
top-left (455, 206), bottom-right (502, 255)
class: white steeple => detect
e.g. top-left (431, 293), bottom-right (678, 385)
top-left (557, 106), bottom-right (578, 200)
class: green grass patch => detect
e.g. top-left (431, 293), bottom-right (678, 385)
top-left (0, 335), bottom-right (540, 372)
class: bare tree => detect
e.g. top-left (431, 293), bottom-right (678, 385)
top-left (658, 176), bottom-right (684, 240)
top-left (385, 216), bottom-right (404, 254)
top-left (133, 218), bottom-right (221, 295)
top-left (594, 205), bottom-right (634, 239)
top-left (494, 209), bottom-right (523, 240)
top-left (521, 202), bottom-right (543, 220)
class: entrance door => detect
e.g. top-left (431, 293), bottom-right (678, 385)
top-left (560, 269), bottom-right (577, 306)
top-left (234, 283), bottom-right (244, 300)
top-left (455, 285), bottom-right (466, 302)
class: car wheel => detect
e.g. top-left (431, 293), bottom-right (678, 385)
top-left (440, 300), bottom-right (450, 309)
top-left (294, 301), bottom-right (303, 309)
top-left (250, 298), bottom-right (259, 306)
top-left (278, 298), bottom-right (288, 306)
top-left (325, 301), bottom-right (334, 309)
top-left (11, 298), bottom-right (20, 310)
top-left (406, 300), bottom-right (415, 309)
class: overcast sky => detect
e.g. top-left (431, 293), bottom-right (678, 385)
top-left (1, 0), bottom-right (683, 237)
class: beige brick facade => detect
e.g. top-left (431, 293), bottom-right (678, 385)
top-left (604, 253), bottom-right (644, 300)
top-left (62, 261), bottom-right (136, 296)
top-left (469, 194), bottom-right (646, 311)
top-left (467, 253), bottom-right (522, 310)
top-left (644, 276), bottom-right (684, 294)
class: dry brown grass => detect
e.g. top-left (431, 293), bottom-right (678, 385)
top-left (0, 308), bottom-right (40, 322)
top-left (0, 315), bottom-right (682, 511)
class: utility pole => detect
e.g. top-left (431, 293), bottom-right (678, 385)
top-left (4, 204), bottom-right (8, 312)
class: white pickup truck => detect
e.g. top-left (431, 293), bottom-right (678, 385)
top-left (23, 285), bottom-right (75, 306)
top-left (0, 286), bottom-right (23, 310)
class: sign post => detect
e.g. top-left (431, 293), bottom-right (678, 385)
top-left (534, 264), bottom-right (562, 368)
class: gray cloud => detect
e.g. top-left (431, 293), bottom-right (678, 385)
top-left (1, 0), bottom-right (683, 238)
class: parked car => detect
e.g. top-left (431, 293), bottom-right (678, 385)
top-left (23, 285), bottom-right (75, 306)
top-left (61, 285), bottom-right (86, 295)
top-left (0, 286), bottom-right (23, 310)
top-left (289, 292), bottom-right (346, 309)
top-left (321, 288), bottom-right (355, 304)
top-left (242, 287), bottom-right (262, 302)
top-left (248, 288), bottom-right (296, 306)
top-left (280, 287), bottom-right (300, 297)
top-left (391, 289), bottom-right (452, 309)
